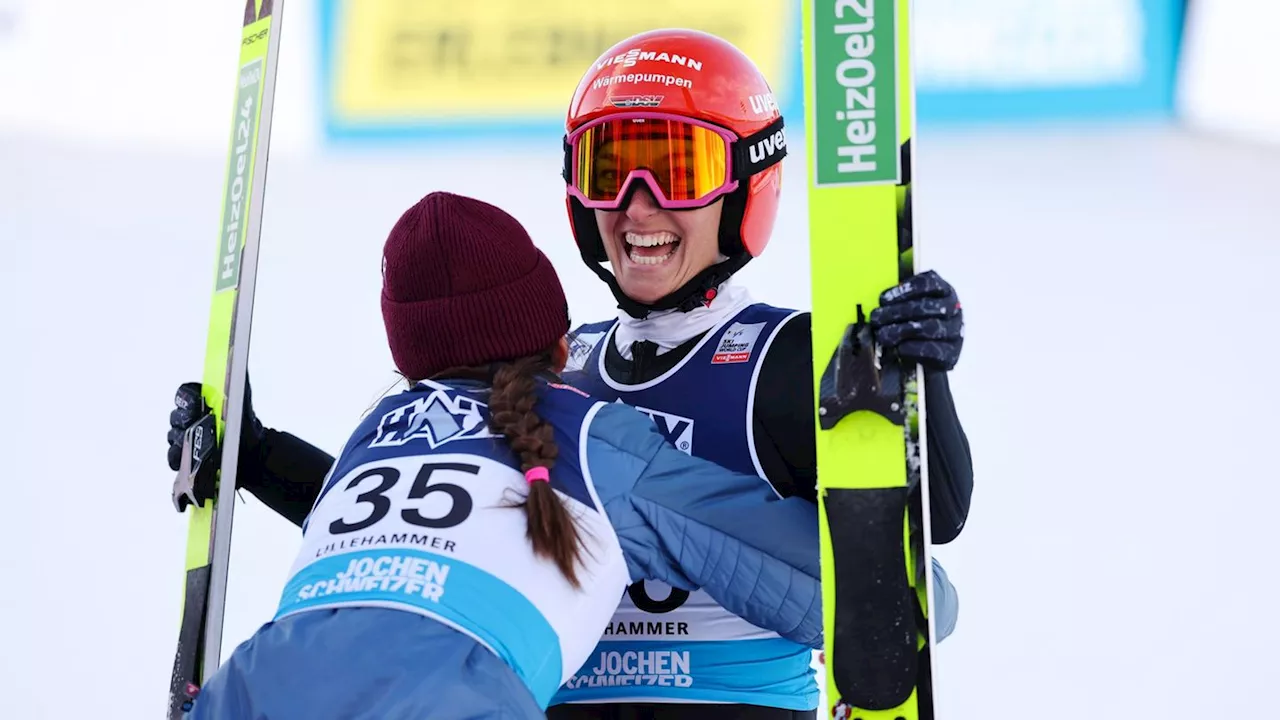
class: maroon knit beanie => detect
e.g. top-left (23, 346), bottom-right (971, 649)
top-left (381, 192), bottom-right (570, 380)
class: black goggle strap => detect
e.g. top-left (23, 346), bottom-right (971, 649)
top-left (730, 115), bottom-right (787, 181)
top-left (561, 135), bottom-right (573, 185)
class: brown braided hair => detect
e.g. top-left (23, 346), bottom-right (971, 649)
top-left (432, 351), bottom-right (585, 588)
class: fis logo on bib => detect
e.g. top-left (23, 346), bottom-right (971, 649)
top-left (371, 380), bottom-right (494, 449)
top-left (563, 649), bottom-right (693, 690)
top-left (627, 402), bottom-right (694, 454)
top-left (712, 322), bottom-right (767, 364)
top-left (564, 330), bottom-right (605, 373)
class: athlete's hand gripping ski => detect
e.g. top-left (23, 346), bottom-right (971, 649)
top-left (167, 379), bottom-right (263, 510)
top-left (871, 270), bottom-right (964, 373)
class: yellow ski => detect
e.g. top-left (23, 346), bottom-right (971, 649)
top-left (167, 1), bottom-right (285, 716)
top-left (802, 1), bottom-right (937, 718)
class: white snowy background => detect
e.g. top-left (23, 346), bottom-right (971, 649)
top-left (2, 1), bottom-right (1279, 718)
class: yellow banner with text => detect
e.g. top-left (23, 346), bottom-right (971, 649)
top-left (324, 0), bottom-right (795, 133)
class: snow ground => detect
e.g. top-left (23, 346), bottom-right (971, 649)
top-left (1, 121), bottom-right (1278, 719)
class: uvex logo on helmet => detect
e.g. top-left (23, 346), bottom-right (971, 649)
top-left (594, 48), bottom-right (704, 72)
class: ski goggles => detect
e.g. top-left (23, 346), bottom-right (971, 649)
top-left (563, 113), bottom-right (787, 211)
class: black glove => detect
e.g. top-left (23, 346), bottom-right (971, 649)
top-left (870, 269), bottom-right (964, 373)
top-left (167, 378), bottom-right (264, 511)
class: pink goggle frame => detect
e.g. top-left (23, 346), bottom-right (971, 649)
top-left (564, 112), bottom-right (743, 211)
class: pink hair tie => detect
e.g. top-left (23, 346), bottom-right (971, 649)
top-left (525, 466), bottom-right (550, 484)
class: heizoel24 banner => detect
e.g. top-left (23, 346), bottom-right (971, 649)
top-left (318, 0), bottom-right (800, 141)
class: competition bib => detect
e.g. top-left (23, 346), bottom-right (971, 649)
top-left (275, 450), bottom-right (627, 706)
top-left (554, 304), bottom-right (819, 709)
top-left (560, 581), bottom-right (807, 704)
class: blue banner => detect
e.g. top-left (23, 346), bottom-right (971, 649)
top-left (912, 0), bottom-right (1186, 124)
top-left (317, 0), bottom-right (1186, 142)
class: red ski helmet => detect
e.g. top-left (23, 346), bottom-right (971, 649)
top-left (562, 28), bottom-right (787, 318)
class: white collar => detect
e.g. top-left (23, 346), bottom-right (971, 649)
top-left (613, 281), bottom-right (754, 360)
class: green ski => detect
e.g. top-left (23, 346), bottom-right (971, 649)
top-left (167, 1), bottom-right (285, 717)
top-left (801, 1), bottom-right (937, 718)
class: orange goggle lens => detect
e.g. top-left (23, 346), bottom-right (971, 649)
top-left (571, 117), bottom-right (732, 206)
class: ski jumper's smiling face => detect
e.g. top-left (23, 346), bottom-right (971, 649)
top-left (594, 185), bottom-right (723, 305)
top-left (562, 29), bottom-right (787, 314)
